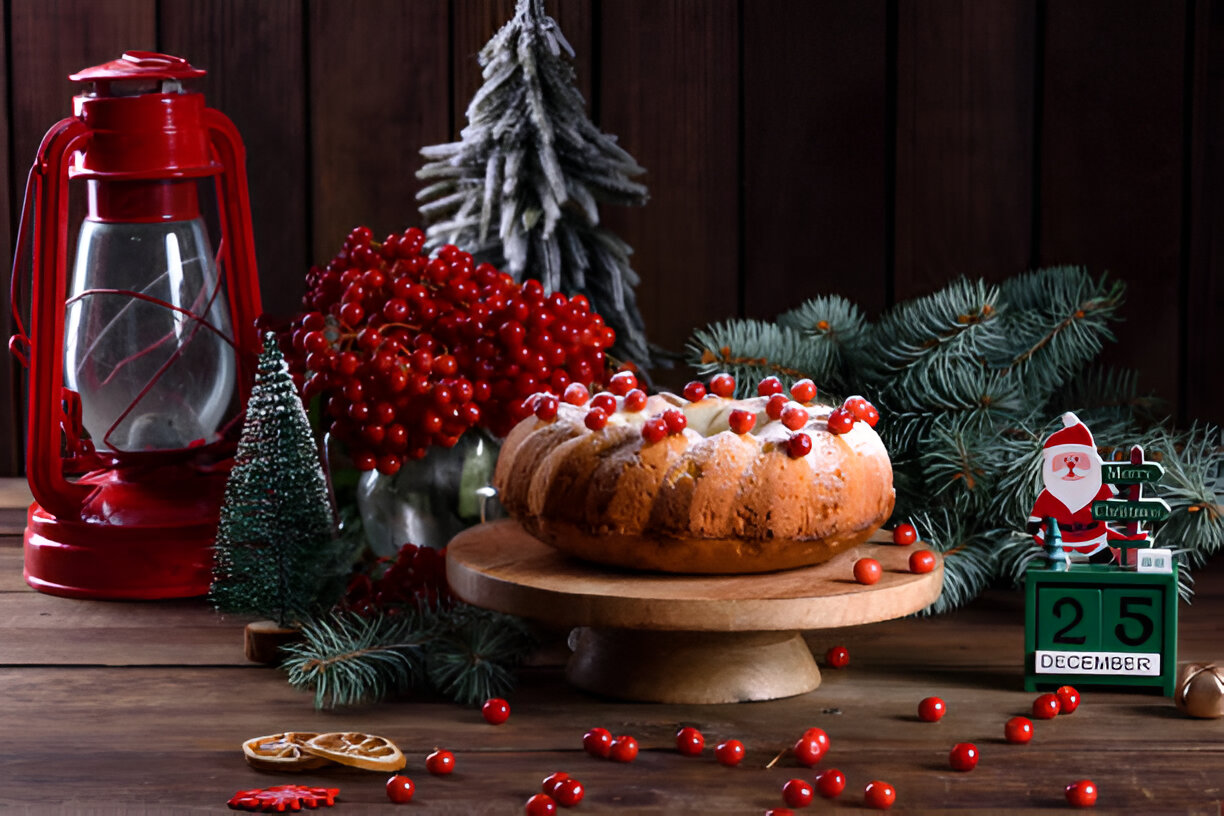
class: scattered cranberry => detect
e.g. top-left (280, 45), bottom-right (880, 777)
top-left (1005, 716), bottom-right (1034, 744)
top-left (853, 557), bottom-right (883, 585)
top-left (662, 409), bottom-right (687, 434)
top-left (525, 793), bottom-right (558, 816)
top-left (729, 409), bottom-right (756, 434)
top-left (949, 742), bottom-right (979, 771)
top-left (709, 373), bottom-right (736, 397)
top-left (864, 780), bottom-right (896, 810)
top-left (482, 697), bottom-right (511, 724)
top-left (386, 775), bottom-right (415, 804)
top-left (583, 727), bottom-right (612, 758)
top-left (623, 388), bottom-right (648, 412)
top-left (793, 733), bottom-right (827, 767)
top-left (757, 376), bottom-right (785, 396)
top-left (909, 550), bottom-right (936, 574)
top-left (826, 407), bottom-right (855, 434)
top-left (781, 404), bottom-right (809, 431)
top-left (590, 393), bottom-right (617, 414)
top-left (918, 696), bottom-right (946, 722)
top-left (802, 727), bottom-right (831, 755)
top-left (765, 810), bottom-right (795, 816)
top-left (641, 416), bottom-right (668, 443)
top-left (554, 778), bottom-right (584, 807)
top-left (815, 769), bottom-right (846, 799)
top-left (892, 523), bottom-right (918, 546)
top-left (534, 394), bottom-right (559, 421)
top-left (790, 378), bottom-right (816, 403)
top-left (609, 735), bottom-right (638, 763)
top-left (584, 407), bottom-right (609, 430)
top-left (1065, 779), bottom-right (1098, 808)
top-left (675, 726), bottom-right (705, 757)
top-left (542, 771), bottom-right (569, 797)
top-left (786, 433), bottom-right (812, 459)
top-left (683, 381), bottom-right (707, 401)
top-left (766, 393), bottom-right (788, 420)
top-left (1033, 693), bottom-right (1062, 719)
top-left (1056, 685), bottom-right (1081, 714)
top-left (425, 749), bottom-right (455, 775)
top-left (782, 778), bottom-right (815, 808)
top-left (825, 645), bottom-right (850, 668)
top-left (563, 382), bottom-right (590, 405)
top-left (715, 739), bottom-right (746, 767)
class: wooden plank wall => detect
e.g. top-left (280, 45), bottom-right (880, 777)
top-left (1, 0), bottom-right (1221, 476)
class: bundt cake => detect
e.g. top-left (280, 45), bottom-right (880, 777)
top-left (492, 375), bottom-right (895, 574)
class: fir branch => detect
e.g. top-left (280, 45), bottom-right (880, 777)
top-left (686, 319), bottom-right (838, 398)
top-left (902, 509), bottom-right (999, 615)
top-left (426, 607), bottom-right (537, 706)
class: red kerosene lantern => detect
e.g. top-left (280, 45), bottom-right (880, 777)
top-left (9, 51), bottom-right (263, 598)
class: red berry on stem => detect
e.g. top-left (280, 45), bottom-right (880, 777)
top-left (827, 407), bottom-right (855, 434)
top-left (1056, 685), bottom-right (1081, 714)
top-left (909, 550), bottom-right (936, 574)
top-left (892, 523), bottom-right (918, 546)
top-left (1004, 716), bottom-right (1034, 744)
top-left (864, 780), bottom-right (896, 810)
top-left (525, 793), bottom-right (558, 816)
top-left (782, 778), bottom-right (815, 808)
top-left (815, 769), bottom-right (846, 799)
top-left (609, 735), bottom-right (638, 763)
top-left (663, 409), bottom-right (687, 434)
top-left (1033, 693), bottom-right (1062, 719)
top-left (790, 378), bottom-right (816, 403)
top-left (918, 696), bottom-right (947, 722)
top-left (482, 697), bottom-right (511, 724)
top-left (709, 373), bottom-right (736, 398)
top-left (641, 417), bottom-right (668, 444)
top-left (583, 728), bottom-right (612, 758)
top-left (757, 376), bottom-right (784, 397)
top-left (826, 645), bottom-right (850, 669)
top-left (949, 742), bottom-right (979, 771)
top-left (781, 404), bottom-right (809, 431)
top-left (854, 557), bottom-right (882, 585)
top-left (1065, 780), bottom-right (1098, 808)
top-left (675, 726), bottom-right (705, 757)
top-left (426, 749), bottom-right (455, 775)
top-left (715, 739), bottom-right (746, 767)
top-left (766, 393), bottom-right (788, 420)
top-left (786, 433), bottom-right (812, 459)
top-left (623, 388), bottom-right (648, 412)
top-left (554, 778), bottom-right (584, 807)
top-left (683, 381), bottom-right (707, 401)
top-left (563, 383), bottom-right (590, 405)
top-left (728, 409), bottom-right (756, 435)
top-left (584, 407), bottom-right (609, 431)
top-left (386, 775), bottom-right (415, 804)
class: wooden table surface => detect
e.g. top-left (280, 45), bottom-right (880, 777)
top-left (1, 479), bottom-right (1221, 815)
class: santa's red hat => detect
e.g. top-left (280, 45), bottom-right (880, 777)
top-left (1044, 412), bottom-right (1096, 453)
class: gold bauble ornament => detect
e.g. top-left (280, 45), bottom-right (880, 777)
top-left (1174, 662), bottom-right (1224, 718)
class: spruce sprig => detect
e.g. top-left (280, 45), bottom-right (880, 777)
top-left (687, 320), bottom-right (837, 398)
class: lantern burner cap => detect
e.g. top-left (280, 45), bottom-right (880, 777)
top-left (69, 51), bottom-right (206, 95)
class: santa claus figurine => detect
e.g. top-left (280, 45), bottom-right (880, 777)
top-left (1028, 412), bottom-right (1133, 563)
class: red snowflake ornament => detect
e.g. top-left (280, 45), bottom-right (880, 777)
top-left (227, 785), bottom-right (339, 812)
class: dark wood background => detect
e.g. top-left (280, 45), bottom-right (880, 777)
top-left (2, 0), bottom-right (1221, 476)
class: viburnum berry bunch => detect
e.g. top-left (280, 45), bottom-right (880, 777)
top-left (337, 543), bottom-right (451, 615)
top-left (287, 226), bottom-right (616, 474)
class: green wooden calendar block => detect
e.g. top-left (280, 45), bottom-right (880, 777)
top-left (1024, 563), bottom-right (1177, 695)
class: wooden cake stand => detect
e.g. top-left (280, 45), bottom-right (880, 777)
top-left (447, 520), bottom-right (944, 704)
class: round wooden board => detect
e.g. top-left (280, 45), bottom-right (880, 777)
top-left (447, 519), bottom-right (944, 632)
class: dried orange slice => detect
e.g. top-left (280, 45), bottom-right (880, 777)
top-left (242, 732), bottom-right (332, 771)
top-left (302, 732), bottom-right (405, 771)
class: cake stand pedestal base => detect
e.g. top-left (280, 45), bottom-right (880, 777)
top-left (447, 520), bottom-right (943, 704)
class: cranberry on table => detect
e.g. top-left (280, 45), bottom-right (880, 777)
top-left (525, 793), bottom-right (558, 816)
top-left (792, 732), bottom-right (827, 767)
top-left (909, 550), bottom-right (937, 574)
top-left (892, 523), bottom-right (918, 545)
top-left (541, 771), bottom-right (569, 796)
top-left (825, 645), bottom-right (850, 668)
top-left (554, 778), bottom-right (584, 807)
top-left (675, 726), bottom-right (705, 757)
top-left (801, 727), bottom-right (831, 755)
top-left (1033, 693), bottom-right (1062, 719)
top-left (715, 739), bottom-right (746, 766)
top-left (765, 810), bottom-right (795, 816)
top-left (425, 748), bottom-right (455, 775)
top-left (864, 780), bottom-right (896, 810)
top-left (917, 696), bottom-right (946, 722)
top-left (815, 768), bottom-right (846, 799)
top-left (582, 728), bottom-right (612, 758)
top-left (782, 778), bottom-right (814, 808)
top-left (854, 557), bottom-right (883, 585)
top-left (1056, 685), bottom-right (1081, 714)
top-left (386, 775), bottom-right (415, 804)
top-left (1065, 779), bottom-right (1098, 808)
top-left (609, 735), bottom-right (639, 762)
top-left (482, 697), bottom-right (511, 724)
top-left (949, 742), bottom-right (979, 771)
top-left (1004, 716), bottom-right (1034, 744)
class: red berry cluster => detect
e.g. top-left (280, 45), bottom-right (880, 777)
top-left (288, 226), bottom-right (615, 474)
top-left (582, 727), bottom-right (638, 762)
top-left (828, 394), bottom-right (880, 434)
top-left (339, 543), bottom-right (451, 615)
top-left (534, 771), bottom-right (585, 811)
